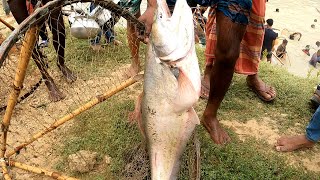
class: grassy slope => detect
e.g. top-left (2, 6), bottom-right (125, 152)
top-left (54, 29), bottom-right (320, 179)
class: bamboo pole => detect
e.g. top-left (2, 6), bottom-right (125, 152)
top-left (6, 74), bottom-right (143, 157)
top-left (0, 17), bottom-right (14, 31)
top-left (8, 160), bottom-right (78, 180)
top-left (271, 52), bottom-right (284, 65)
top-left (1, 160), bottom-right (11, 180)
top-left (1, 26), bottom-right (39, 178)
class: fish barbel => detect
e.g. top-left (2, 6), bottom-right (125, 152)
top-left (142, 0), bottom-right (201, 178)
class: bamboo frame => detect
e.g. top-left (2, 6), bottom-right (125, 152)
top-left (8, 160), bottom-right (78, 180)
top-left (6, 74), bottom-right (143, 158)
top-left (1, 26), bottom-right (39, 179)
top-left (1, 160), bottom-right (11, 180)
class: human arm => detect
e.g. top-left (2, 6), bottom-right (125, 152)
top-left (138, 0), bottom-right (157, 43)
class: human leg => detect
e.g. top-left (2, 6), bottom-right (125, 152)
top-left (89, 3), bottom-right (102, 50)
top-left (232, 0), bottom-right (275, 102)
top-left (203, 11), bottom-right (248, 144)
top-left (91, 31), bottom-right (102, 51)
top-left (201, 7), bottom-right (216, 99)
top-left (102, 14), bottom-right (122, 45)
top-left (306, 106), bottom-right (320, 142)
top-left (8, 0), bottom-right (65, 101)
top-left (47, 5), bottom-right (76, 83)
top-left (201, 0), bottom-right (269, 101)
top-left (266, 51), bottom-right (272, 62)
top-left (118, 0), bottom-right (142, 77)
top-left (275, 106), bottom-right (320, 152)
top-left (201, 64), bottom-right (212, 99)
top-left (126, 11), bottom-right (141, 77)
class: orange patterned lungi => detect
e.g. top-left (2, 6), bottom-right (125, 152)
top-left (205, 0), bottom-right (266, 75)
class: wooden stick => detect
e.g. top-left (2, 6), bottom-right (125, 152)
top-left (190, 133), bottom-right (200, 180)
top-left (1, 26), bottom-right (39, 158)
top-left (1, 160), bottom-right (11, 180)
top-left (286, 53), bottom-right (292, 66)
top-left (0, 17), bottom-right (14, 31)
top-left (8, 160), bottom-right (78, 180)
top-left (6, 74), bottom-right (143, 158)
top-left (271, 52), bottom-right (284, 65)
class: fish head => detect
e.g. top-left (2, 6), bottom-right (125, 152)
top-left (151, 0), bottom-right (194, 61)
top-left (150, 0), bottom-right (174, 58)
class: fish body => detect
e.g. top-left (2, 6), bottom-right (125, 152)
top-left (142, 0), bottom-right (201, 178)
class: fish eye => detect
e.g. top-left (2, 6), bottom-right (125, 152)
top-left (159, 13), bottom-right (162, 18)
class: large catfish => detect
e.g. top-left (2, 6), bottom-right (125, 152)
top-left (142, 0), bottom-right (201, 178)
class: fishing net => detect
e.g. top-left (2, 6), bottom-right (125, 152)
top-left (0, 0), bottom-right (204, 179)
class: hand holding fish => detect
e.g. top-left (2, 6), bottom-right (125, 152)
top-left (138, 0), bottom-right (157, 43)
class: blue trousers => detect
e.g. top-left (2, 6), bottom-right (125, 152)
top-left (306, 106), bottom-right (320, 142)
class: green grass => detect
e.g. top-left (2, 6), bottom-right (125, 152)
top-left (53, 29), bottom-right (320, 179)
top-left (42, 26), bottom-right (146, 80)
top-left (57, 96), bottom-right (141, 179)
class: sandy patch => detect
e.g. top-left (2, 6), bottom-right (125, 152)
top-left (221, 118), bottom-right (280, 145)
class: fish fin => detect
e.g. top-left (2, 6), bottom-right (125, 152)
top-left (174, 69), bottom-right (199, 112)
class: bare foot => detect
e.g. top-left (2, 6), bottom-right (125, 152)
top-left (247, 74), bottom-right (276, 102)
top-left (58, 64), bottom-right (77, 83)
top-left (124, 63), bottom-right (140, 78)
top-left (275, 135), bottom-right (315, 152)
top-left (202, 111), bottom-right (231, 144)
top-left (45, 79), bottom-right (66, 102)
